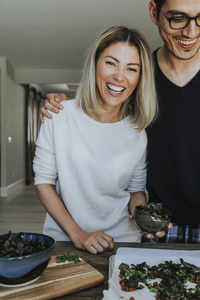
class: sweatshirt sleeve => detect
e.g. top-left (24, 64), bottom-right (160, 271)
top-left (126, 147), bottom-right (147, 192)
top-left (33, 118), bottom-right (57, 185)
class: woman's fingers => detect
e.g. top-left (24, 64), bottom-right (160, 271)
top-left (146, 222), bottom-right (173, 240)
top-left (168, 222), bottom-right (173, 229)
top-left (154, 222), bottom-right (173, 238)
top-left (92, 242), bottom-right (104, 253)
top-left (98, 234), bottom-right (114, 250)
top-left (129, 214), bottom-right (134, 220)
top-left (145, 233), bottom-right (155, 239)
top-left (82, 231), bottom-right (114, 254)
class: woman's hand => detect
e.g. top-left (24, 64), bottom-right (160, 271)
top-left (129, 215), bottom-right (173, 240)
top-left (129, 211), bottom-right (173, 239)
top-left (128, 192), bottom-right (173, 240)
top-left (40, 93), bottom-right (68, 123)
top-left (71, 230), bottom-right (114, 255)
top-left (147, 222), bottom-right (173, 239)
top-left (36, 184), bottom-right (114, 254)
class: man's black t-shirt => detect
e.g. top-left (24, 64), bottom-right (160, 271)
top-left (146, 49), bottom-right (200, 225)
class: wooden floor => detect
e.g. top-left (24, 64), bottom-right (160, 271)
top-left (0, 184), bottom-right (46, 235)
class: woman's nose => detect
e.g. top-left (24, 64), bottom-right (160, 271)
top-left (113, 68), bottom-right (125, 81)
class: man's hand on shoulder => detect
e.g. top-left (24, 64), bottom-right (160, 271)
top-left (40, 93), bottom-right (68, 123)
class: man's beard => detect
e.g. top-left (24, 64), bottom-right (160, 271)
top-left (168, 45), bottom-right (200, 60)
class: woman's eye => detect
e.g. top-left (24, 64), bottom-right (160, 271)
top-left (128, 67), bottom-right (137, 72)
top-left (106, 61), bottom-right (115, 66)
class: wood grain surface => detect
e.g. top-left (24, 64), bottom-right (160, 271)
top-left (0, 256), bottom-right (104, 300)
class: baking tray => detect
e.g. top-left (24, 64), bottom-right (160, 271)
top-left (107, 247), bottom-right (200, 299)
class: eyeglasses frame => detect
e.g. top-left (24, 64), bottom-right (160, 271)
top-left (156, 5), bottom-right (200, 30)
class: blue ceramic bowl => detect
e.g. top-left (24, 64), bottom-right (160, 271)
top-left (0, 232), bottom-right (56, 286)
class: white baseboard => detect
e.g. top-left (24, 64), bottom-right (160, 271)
top-left (0, 178), bottom-right (25, 197)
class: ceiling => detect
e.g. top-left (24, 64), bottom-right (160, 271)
top-left (0, 0), bottom-right (162, 96)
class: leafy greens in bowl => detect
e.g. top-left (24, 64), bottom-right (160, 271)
top-left (0, 232), bottom-right (56, 286)
top-left (133, 202), bottom-right (171, 234)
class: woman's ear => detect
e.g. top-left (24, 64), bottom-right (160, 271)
top-left (149, 1), bottom-right (159, 25)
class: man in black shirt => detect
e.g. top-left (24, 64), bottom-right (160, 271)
top-left (147, 0), bottom-right (200, 243)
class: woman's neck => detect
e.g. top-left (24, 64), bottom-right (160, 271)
top-left (87, 110), bottom-right (123, 123)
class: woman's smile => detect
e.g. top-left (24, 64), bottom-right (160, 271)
top-left (106, 83), bottom-right (125, 95)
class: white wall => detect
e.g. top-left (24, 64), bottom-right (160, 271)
top-left (6, 71), bottom-right (25, 186)
top-left (15, 69), bottom-right (82, 85)
top-left (0, 59), bottom-right (80, 197)
top-left (0, 58), bottom-right (7, 195)
top-left (0, 58), bottom-right (26, 197)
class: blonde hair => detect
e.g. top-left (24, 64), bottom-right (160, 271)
top-left (76, 26), bottom-right (158, 131)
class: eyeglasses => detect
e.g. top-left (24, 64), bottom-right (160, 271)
top-left (156, 5), bottom-right (200, 30)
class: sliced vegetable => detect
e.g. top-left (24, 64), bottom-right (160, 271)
top-left (56, 252), bottom-right (80, 263)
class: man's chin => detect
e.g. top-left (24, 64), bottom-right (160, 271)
top-left (169, 47), bottom-right (200, 61)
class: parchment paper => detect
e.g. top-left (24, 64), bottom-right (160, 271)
top-left (102, 247), bottom-right (200, 300)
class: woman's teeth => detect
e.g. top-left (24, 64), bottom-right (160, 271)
top-left (107, 83), bottom-right (125, 93)
top-left (177, 38), bottom-right (196, 45)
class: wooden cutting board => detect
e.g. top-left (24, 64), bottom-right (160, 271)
top-left (0, 256), bottom-right (104, 299)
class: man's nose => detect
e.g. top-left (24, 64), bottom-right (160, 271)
top-left (182, 19), bottom-right (199, 38)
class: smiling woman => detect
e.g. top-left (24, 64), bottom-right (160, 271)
top-left (33, 26), bottom-right (160, 255)
top-left (76, 26), bottom-right (157, 129)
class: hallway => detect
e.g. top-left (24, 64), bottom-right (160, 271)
top-left (0, 184), bottom-right (46, 235)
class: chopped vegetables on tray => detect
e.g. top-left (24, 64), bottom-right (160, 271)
top-left (119, 259), bottom-right (200, 299)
